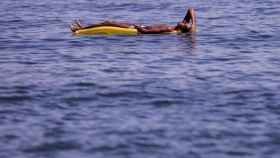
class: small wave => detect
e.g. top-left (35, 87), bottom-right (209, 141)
top-left (22, 141), bottom-right (81, 153)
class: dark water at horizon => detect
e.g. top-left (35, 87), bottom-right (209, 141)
top-left (1, 0), bottom-right (280, 158)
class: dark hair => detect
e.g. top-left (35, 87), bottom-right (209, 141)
top-left (180, 24), bottom-right (190, 33)
top-left (176, 22), bottom-right (189, 33)
top-left (180, 27), bottom-right (188, 33)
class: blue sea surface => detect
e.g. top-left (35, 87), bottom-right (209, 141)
top-left (0, 0), bottom-right (280, 158)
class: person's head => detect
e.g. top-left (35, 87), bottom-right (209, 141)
top-left (175, 22), bottom-right (190, 33)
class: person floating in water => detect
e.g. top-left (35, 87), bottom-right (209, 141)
top-left (70, 8), bottom-right (196, 34)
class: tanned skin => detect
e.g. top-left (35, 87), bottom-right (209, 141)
top-left (71, 8), bottom-right (196, 34)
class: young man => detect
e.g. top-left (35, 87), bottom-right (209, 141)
top-left (71, 8), bottom-right (196, 34)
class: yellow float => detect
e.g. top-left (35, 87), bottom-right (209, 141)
top-left (73, 26), bottom-right (179, 35)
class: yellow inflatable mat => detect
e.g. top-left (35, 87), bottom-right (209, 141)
top-left (74, 26), bottom-right (138, 35)
top-left (73, 26), bottom-right (179, 35)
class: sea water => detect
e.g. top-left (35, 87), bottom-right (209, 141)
top-left (0, 0), bottom-right (280, 158)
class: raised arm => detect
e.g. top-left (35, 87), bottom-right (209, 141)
top-left (181, 8), bottom-right (197, 33)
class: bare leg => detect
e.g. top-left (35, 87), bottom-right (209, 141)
top-left (70, 20), bottom-right (135, 32)
top-left (77, 20), bottom-right (134, 28)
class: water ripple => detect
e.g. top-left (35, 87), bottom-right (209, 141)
top-left (0, 0), bottom-right (280, 158)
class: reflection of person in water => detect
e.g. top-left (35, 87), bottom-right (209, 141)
top-left (71, 8), bottom-right (196, 34)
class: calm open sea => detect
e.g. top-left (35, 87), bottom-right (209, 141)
top-left (0, 0), bottom-right (280, 158)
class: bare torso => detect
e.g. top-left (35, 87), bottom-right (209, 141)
top-left (142, 24), bottom-right (174, 30)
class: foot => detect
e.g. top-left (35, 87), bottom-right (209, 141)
top-left (74, 20), bottom-right (83, 28)
top-left (70, 20), bottom-right (83, 33)
top-left (70, 24), bottom-right (77, 32)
